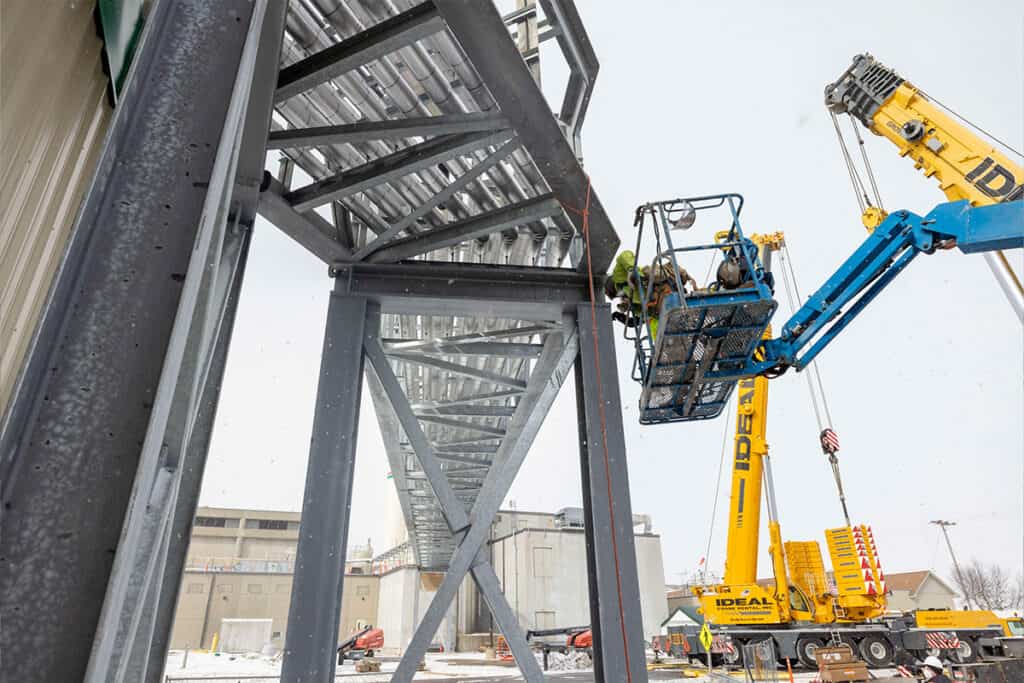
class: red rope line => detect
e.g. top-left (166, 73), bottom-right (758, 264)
top-left (576, 179), bottom-right (634, 681)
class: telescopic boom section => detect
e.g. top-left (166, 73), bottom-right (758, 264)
top-left (723, 375), bottom-right (768, 586)
top-left (826, 54), bottom-right (1024, 208)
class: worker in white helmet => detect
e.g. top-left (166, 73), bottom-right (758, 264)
top-left (920, 655), bottom-right (950, 682)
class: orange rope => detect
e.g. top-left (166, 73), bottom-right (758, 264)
top-left (574, 179), bottom-right (634, 681)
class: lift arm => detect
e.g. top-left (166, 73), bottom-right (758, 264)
top-left (750, 200), bottom-right (1023, 374)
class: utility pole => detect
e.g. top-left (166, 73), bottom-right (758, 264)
top-left (931, 520), bottom-right (973, 609)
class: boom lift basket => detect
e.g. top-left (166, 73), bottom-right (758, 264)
top-left (628, 194), bottom-right (777, 424)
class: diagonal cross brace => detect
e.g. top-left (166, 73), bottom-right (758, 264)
top-left (364, 334), bottom-right (543, 679)
top-left (388, 317), bottom-right (580, 682)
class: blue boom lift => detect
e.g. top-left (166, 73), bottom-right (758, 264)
top-left (628, 194), bottom-right (1023, 425)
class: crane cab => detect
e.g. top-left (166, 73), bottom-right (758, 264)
top-left (628, 194), bottom-right (777, 424)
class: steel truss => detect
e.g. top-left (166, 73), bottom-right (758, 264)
top-left (0, 1), bottom-right (647, 682)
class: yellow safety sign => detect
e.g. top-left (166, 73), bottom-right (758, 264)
top-left (699, 623), bottom-right (712, 651)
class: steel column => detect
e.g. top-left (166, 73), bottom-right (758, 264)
top-left (281, 293), bottom-right (369, 683)
top-left (143, 226), bottom-right (252, 683)
top-left (575, 303), bottom-right (648, 683)
top-left (0, 2), bottom-right (256, 680)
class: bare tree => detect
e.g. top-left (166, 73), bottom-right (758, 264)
top-left (953, 561), bottom-right (1024, 610)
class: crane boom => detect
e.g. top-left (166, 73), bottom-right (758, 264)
top-left (826, 54), bottom-right (1023, 207)
top-left (826, 53), bottom-right (1024, 319)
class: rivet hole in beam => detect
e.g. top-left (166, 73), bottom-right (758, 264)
top-left (275, 1), bottom-right (445, 103)
top-left (266, 112), bottom-right (510, 150)
top-left (285, 129), bottom-right (513, 212)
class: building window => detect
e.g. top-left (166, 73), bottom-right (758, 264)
top-left (247, 584), bottom-right (263, 594)
top-left (356, 585), bottom-right (370, 597)
top-left (195, 516), bottom-right (226, 528)
top-left (276, 584), bottom-right (290, 594)
top-left (245, 519), bottom-right (290, 530)
top-left (217, 584), bottom-right (233, 593)
top-left (186, 583), bottom-right (205, 594)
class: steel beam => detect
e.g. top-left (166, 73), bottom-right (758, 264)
top-left (84, 3), bottom-right (274, 676)
top-left (393, 322), bottom-right (578, 681)
top-left (267, 112), bottom-right (510, 149)
top-left (575, 303), bottom-right (648, 683)
top-left (389, 353), bottom-right (528, 390)
top-left (365, 194), bottom-right (562, 263)
top-left (286, 130), bottom-right (511, 212)
top-left (537, 0), bottom-right (598, 155)
top-left (433, 0), bottom-right (618, 275)
top-left (419, 405), bottom-right (516, 417)
top-left (384, 324), bottom-right (553, 351)
top-left (389, 341), bottom-right (544, 357)
top-left (143, 226), bottom-right (251, 683)
top-left (275, 1), bottom-right (445, 102)
top-left (258, 177), bottom-right (353, 263)
top-left (142, 4), bottom-right (287, 678)
top-left (333, 262), bottom-right (590, 320)
top-left (353, 136), bottom-right (521, 260)
top-left (281, 295), bottom-right (369, 683)
top-left (414, 415), bottom-right (507, 436)
top-left (0, 2), bottom-right (256, 680)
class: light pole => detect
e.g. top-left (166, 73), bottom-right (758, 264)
top-left (930, 520), bottom-right (973, 609)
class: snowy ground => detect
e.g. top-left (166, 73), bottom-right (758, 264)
top-left (163, 650), bottom-right (570, 681)
top-left (162, 650), bottom-right (899, 681)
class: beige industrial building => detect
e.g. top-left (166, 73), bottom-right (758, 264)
top-left (458, 508), bottom-right (668, 649)
top-left (169, 507), bottom-right (379, 651)
top-left (171, 506), bottom-right (668, 655)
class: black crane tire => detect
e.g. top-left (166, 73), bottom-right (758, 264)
top-left (796, 636), bottom-right (826, 668)
top-left (952, 638), bottom-right (978, 663)
top-left (858, 634), bottom-right (895, 668)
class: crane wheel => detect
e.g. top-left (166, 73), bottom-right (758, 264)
top-left (796, 637), bottom-right (825, 668)
top-left (857, 634), bottom-right (894, 668)
top-left (722, 640), bottom-right (744, 667)
top-left (952, 638), bottom-right (978, 663)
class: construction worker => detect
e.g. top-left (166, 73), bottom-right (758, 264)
top-left (605, 250), bottom-right (642, 326)
top-left (920, 656), bottom-right (950, 683)
top-left (605, 251), bottom-right (697, 340)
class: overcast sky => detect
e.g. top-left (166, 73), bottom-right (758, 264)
top-left (200, 0), bottom-right (1023, 590)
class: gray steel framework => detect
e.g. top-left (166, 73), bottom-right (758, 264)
top-left (0, 1), bottom-right (648, 682)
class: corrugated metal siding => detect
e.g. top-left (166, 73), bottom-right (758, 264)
top-left (0, 0), bottom-right (113, 416)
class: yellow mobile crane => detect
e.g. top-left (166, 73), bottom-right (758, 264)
top-left (822, 54), bottom-right (1024, 662)
top-left (690, 233), bottom-right (890, 668)
top-left (825, 53), bottom-right (1024, 320)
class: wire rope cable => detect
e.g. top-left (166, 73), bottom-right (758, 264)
top-left (918, 87), bottom-right (1024, 159)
